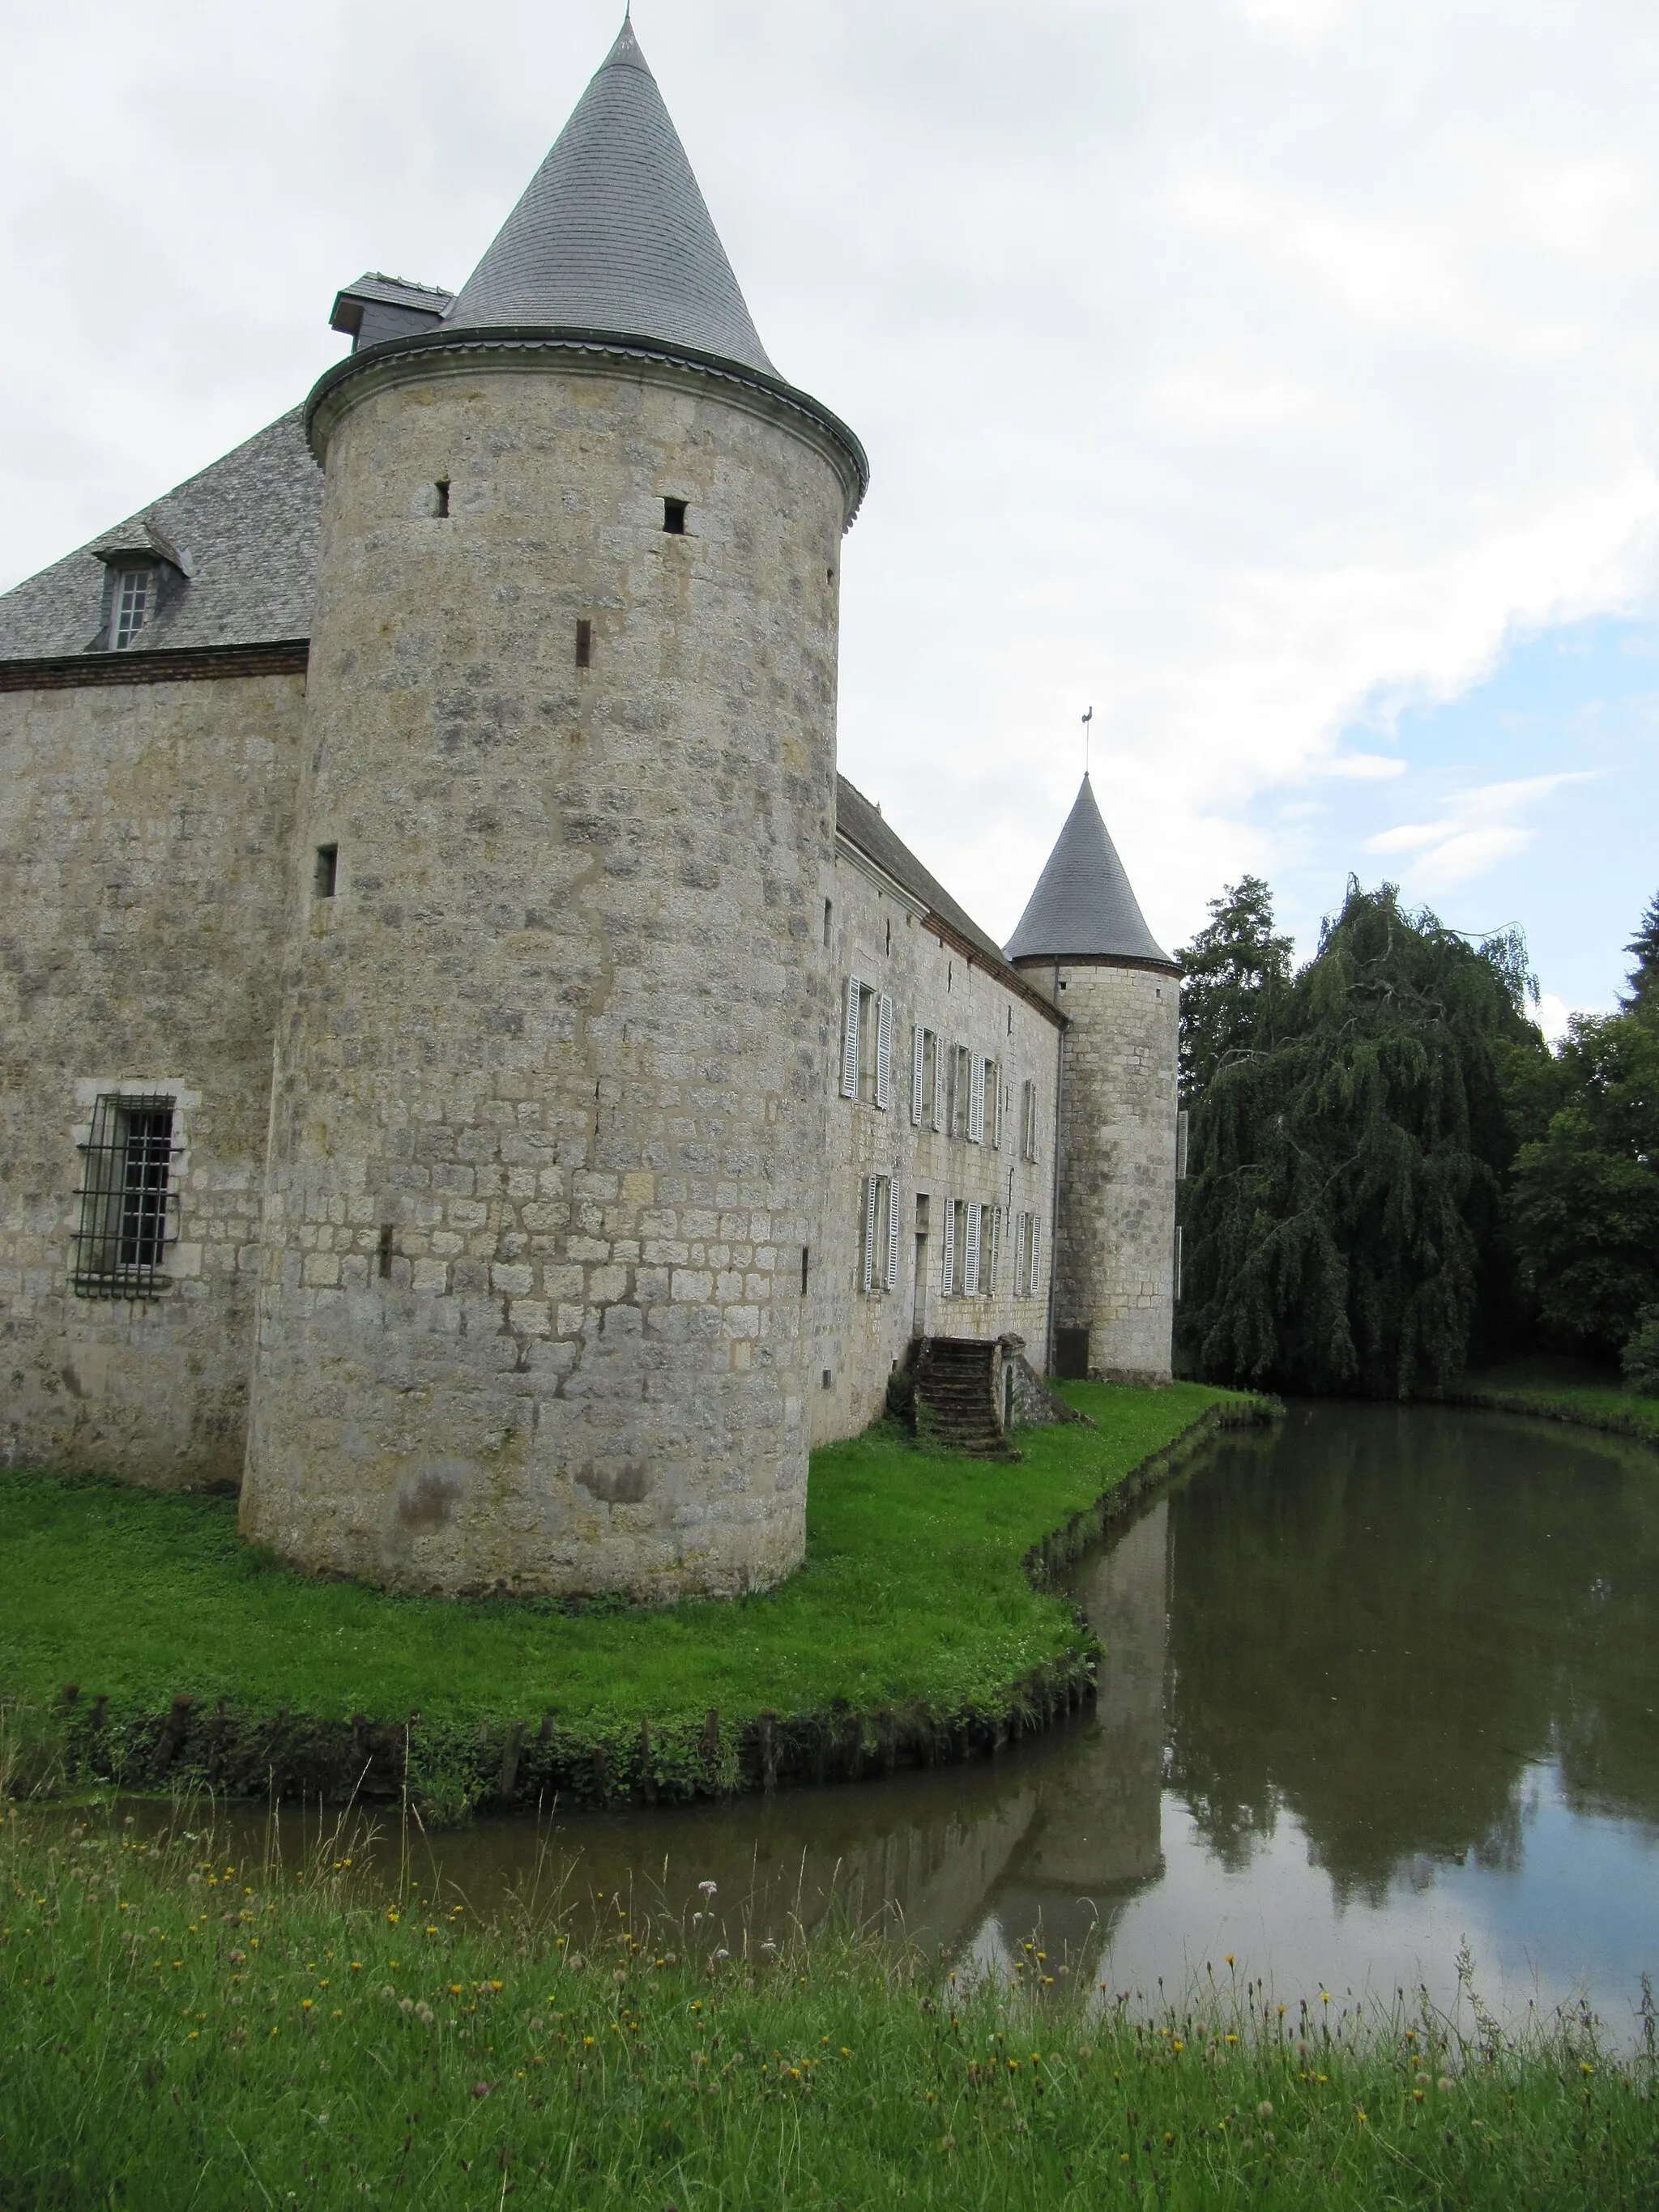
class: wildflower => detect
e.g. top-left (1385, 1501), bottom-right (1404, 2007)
top-left (472, 2082), bottom-right (492, 2099)
top-left (1437, 2077), bottom-right (1452, 2094)
top-left (331, 2010), bottom-right (343, 2020)
top-left (415, 2003), bottom-right (434, 2025)
top-left (1257, 2101), bottom-right (1273, 2120)
top-left (229, 1950), bottom-right (245, 1966)
top-left (698, 1881), bottom-right (718, 1898)
top-left (713, 1947), bottom-right (730, 1962)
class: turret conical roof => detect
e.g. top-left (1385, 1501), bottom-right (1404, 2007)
top-left (1005, 776), bottom-right (1175, 968)
top-left (444, 19), bottom-right (775, 376)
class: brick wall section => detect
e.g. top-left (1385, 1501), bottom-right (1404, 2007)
top-left (238, 353), bottom-right (853, 1599)
top-left (811, 850), bottom-right (1061, 1444)
top-left (1031, 961), bottom-right (1178, 1384)
top-left (0, 671), bottom-right (306, 1484)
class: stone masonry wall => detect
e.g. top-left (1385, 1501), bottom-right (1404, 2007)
top-left (1036, 961), bottom-right (1178, 1384)
top-left (812, 850), bottom-right (1062, 1446)
top-left (240, 352), bottom-right (853, 1600)
top-left (0, 671), bottom-right (306, 1485)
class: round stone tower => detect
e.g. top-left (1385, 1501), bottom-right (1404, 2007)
top-left (239, 23), bottom-right (867, 1597)
top-left (1006, 778), bottom-right (1180, 1385)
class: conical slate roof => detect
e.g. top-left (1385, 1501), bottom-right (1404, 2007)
top-left (1005, 776), bottom-right (1175, 969)
top-left (444, 19), bottom-right (775, 376)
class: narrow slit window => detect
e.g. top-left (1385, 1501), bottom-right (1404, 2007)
top-left (378, 1223), bottom-right (395, 1280)
top-left (314, 844), bottom-right (339, 899)
top-left (113, 568), bottom-right (149, 649)
top-left (434, 479), bottom-right (450, 518)
top-left (575, 618), bottom-right (592, 670)
top-left (72, 1094), bottom-right (177, 1298)
top-left (823, 899), bottom-right (833, 948)
top-left (663, 497), bottom-right (687, 535)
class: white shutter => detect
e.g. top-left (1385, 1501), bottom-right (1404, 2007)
top-left (875, 994), bottom-right (893, 1109)
top-left (1030, 1215), bottom-right (1040, 1290)
top-left (1176, 1108), bottom-right (1190, 1180)
top-left (1017, 1213), bottom-right (1029, 1298)
top-left (886, 1179), bottom-right (901, 1290)
top-left (932, 1042), bottom-right (944, 1132)
top-left (988, 1206), bottom-right (1000, 1296)
top-left (964, 1202), bottom-right (982, 1297)
top-left (992, 1068), bottom-right (1002, 1149)
top-left (841, 978), bottom-right (861, 1099)
top-left (862, 1174), bottom-right (877, 1292)
top-left (969, 1055), bottom-right (985, 1143)
top-left (941, 1201), bottom-right (956, 1297)
top-left (911, 1027), bottom-right (925, 1125)
top-left (1174, 1223), bottom-right (1183, 1302)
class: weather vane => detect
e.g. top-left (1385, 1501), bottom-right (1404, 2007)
top-left (1081, 705), bottom-right (1094, 777)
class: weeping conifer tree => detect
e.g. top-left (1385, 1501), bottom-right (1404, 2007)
top-left (1179, 880), bottom-right (1537, 1397)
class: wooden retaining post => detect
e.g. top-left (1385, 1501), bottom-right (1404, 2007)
top-left (497, 1720), bottom-right (526, 1805)
top-left (152, 1696), bottom-right (194, 1776)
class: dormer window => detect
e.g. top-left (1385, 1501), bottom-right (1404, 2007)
top-left (113, 567), bottom-right (150, 649)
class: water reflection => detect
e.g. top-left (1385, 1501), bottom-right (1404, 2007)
top-left (130, 1405), bottom-right (1659, 2032)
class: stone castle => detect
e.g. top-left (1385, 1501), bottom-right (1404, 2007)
top-left (0, 23), bottom-right (1179, 1600)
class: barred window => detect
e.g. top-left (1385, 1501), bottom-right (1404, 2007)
top-left (72, 1094), bottom-right (177, 1298)
top-left (113, 567), bottom-right (150, 649)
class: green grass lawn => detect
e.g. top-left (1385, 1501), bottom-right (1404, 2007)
top-left (1456, 1362), bottom-right (1659, 1449)
top-left (0, 1382), bottom-right (1252, 1813)
top-left (2, 1806), bottom-right (1648, 2210)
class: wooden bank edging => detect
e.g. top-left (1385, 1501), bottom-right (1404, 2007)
top-left (16, 1396), bottom-right (1277, 1825)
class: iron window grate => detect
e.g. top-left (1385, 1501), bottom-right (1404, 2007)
top-left (71, 1093), bottom-right (178, 1299)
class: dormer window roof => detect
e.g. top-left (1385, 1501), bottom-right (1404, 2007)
top-left (87, 520), bottom-right (193, 651)
top-left (329, 273), bottom-right (454, 353)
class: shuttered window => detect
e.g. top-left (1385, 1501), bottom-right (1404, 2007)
top-left (875, 994), bottom-right (893, 1110)
top-left (963, 1202), bottom-right (982, 1297)
top-left (941, 1200), bottom-right (957, 1298)
top-left (842, 976), bottom-right (862, 1098)
top-left (1176, 1108), bottom-right (1190, 1180)
top-left (911, 1026), bottom-right (926, 1123)
top-left (886, 1180), bottom-right (902, 1290)
top-left (968, 1055), bottom-right (986, 1144)
top-left (862, 1174), bottom-right (879, 1292)
top-left (991, 1065), bottom-right (1003, 1149)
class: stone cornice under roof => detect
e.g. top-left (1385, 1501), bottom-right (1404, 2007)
top-left (304, 326), bottom-right (869, 526)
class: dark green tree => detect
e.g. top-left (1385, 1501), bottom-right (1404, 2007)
top-left (1179, 880), bottom-right (1538, 1396)
top-left (1620, 889), bottom-right (1659, 1027)
top-left (1509, 1012), bottom-right (1659, 1354)
top-left (1174, 875), bottom-right (1293, 1104)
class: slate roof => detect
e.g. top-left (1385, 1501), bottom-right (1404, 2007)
top-left (1004, 775), bottom-right (1175, 970)
top-left (834, 776), bottom-right (1005, 968)
top-left (0, 411), bottom-right (322, 659)
top-left (443, 20), bottom-right (776, 377)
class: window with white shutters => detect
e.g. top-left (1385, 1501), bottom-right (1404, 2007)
top-left (1174, 1222), bottom-right (1184, 1302)
top-left (1030, 1215), bottom-right (1040, 1289)
top-left (842, 976), bottom-right (862, 1098)
top-left (968, 1055), bottom-right (986, 1144)
top-left (911, 1026), bottom-right (926, 1124)
top-left (941, 1200), bottom-right (957, 1297)
top-left (991, 1065), bottom-right (1003, 1149)
top-left (1176, 1108), bottom-right (1190, 1180)
top-left (963, 1201), bottom-right (982, 1297)
top-left (862, 1174), bottom-right (879, 1291)
top-left (1020, 1079), bottom-right (1040, 1163)
top-left (875, 994), bottom-right (893, 1110)
top-left (932, 1038), bottom-right (944, 1131)
top-left (886, 1179), bottom-right (902, 1290)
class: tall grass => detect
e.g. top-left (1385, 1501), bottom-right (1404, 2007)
top-left (2, 1796), bottom-right (1653, 2209)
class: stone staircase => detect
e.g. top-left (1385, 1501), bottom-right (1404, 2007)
top-left (912, 1336), bottom-right (1011, 1458)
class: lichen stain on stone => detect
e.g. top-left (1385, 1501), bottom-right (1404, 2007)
top-left (574, 1460), bottom-right (650, 1505)
top-left (395, 1471), bottom-right (461, 1532)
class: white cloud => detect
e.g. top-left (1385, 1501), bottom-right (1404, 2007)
top-left (1363, 773), bottom-right (1597, 891)
top-left (1, 0), bottom-right (1657, 977)
top-left (1533, 993), bottom-right (1576, 1045)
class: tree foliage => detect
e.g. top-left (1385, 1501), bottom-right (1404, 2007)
top-left (1175, 875), bottom-right (1293, 1103)
top-left (1178, 880), bottom-right (1538, 1397)
top-left (1621, 888), bottom-right (1659, 1025)
top-left (1508, 1012), bottom-right (1659, 1355)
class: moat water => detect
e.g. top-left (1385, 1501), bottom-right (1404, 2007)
top-left (174, 1404), bottom-right (1659, 2036)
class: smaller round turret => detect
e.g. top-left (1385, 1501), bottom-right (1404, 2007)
top-left (1007, 778), bottom-right (1179, 1383)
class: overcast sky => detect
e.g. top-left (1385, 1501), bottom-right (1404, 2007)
top-left (4, 0), bottom-right (1657, 1025)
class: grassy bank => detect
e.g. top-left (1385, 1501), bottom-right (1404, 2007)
top-left (1452, 1362), bottom-right (1659, 1450)
top-left (0, 1383), bottom-right (1264, 1820)
top-left (2, 1805), bottom-right (1651, 2210)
